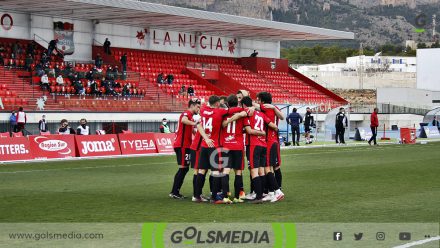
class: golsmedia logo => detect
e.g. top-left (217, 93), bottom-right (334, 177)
top-left (170, 226), bottom-right (269, 244)
top-left (142, 223), bottom-right (296, 248)
top-left (414, 13), bottom-right (427, 33)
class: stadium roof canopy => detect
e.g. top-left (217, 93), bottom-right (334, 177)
top-left (0, 0), bottom-right (354, 41)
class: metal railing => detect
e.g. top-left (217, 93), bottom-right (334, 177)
top-left (350, 103), bottom-right (431, 115)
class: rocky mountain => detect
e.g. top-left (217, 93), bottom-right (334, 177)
top-left (141, 0), bottom-right (440, 48)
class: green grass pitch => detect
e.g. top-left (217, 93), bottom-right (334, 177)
top-left (0, 143), bottom-right (439, 223)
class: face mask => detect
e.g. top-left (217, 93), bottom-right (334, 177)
top-left (81, 124), bottom-right (86, 128)
top-left (162, 121), bottom-right (167, 125)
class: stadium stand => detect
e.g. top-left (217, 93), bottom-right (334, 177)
top-left (1, 36), bottom-right (346, 112)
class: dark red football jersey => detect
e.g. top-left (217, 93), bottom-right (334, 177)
top-left (260, 104), bottom-right (280, 143)
top-left (200, 107), bottom-right (242, 148)
top-left (248, 110), bottom-right (271, 147)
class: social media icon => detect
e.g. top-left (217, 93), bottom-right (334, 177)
top-left (399, 232), bottom-right (411, 241)
top-left (354, 233), bottom-right (363, 241)
top-left (333, 232), bottom-right (342, 241)
top-left (376, 232), bottom-right (385, 241)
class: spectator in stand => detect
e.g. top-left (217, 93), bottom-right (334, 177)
top-left (9, 111), bottom-right (17, 134)
top-left (40, 73), bottom-right (49, 91)
top-left (54, 64), bottom-right (62, 77)
top-left (58, 119), bottom-right (75, 135)
top-left (24, 54), bottom-right (33, 72)
top-left (12, 41), bottom-right (19, 59)
top-left (47, 39), bottom-right (59, 57)
top-left (95, 54), bottom-right (103, 69)
top-left (16, 107), bottom-right (27, 133)
top-left (250, 49), bottom-right (258, 57)
top-left (0, 53), bottom-right (4, 66)
top-left (112, 80), bottom-right (121, 88)
top-left (368, 107), bottom-right (379, 146)
top-left (103, 38), bottom-right (111, 55)
top-left (41, 52), bottom-right (49, 65)
top-left (105, 82), bottom-right (119, 96)
top-left (432, 116), bottom-right (439, 129)
top-left (38, 115), bottom-right (48, 133)
top-left (159, 118), bottom-right (171, 133)
top-left (105, 66), bottom-right (115, 80)
top-left (122, 83), bottom-right (131, 99)
top-left (26, 41), bottom-right (35, 58)
top-left (56, 74), bottom-right (64, 85)
top-left (74, 79), bottom-right (85, 96)
top-left (287, 108), bottom-right (302, 146)
top-left (120, 53), bottom-right (127, 72)
top-left (166, 74), bottom-right (174, 85)
top-left (187, 84), bottom-right (195, 96)
top-left (76, 118), bottom-right (90, 135)
top-left (156, 72), bottom-right (164, 84)
top-left (112, 66), bottom-right (120, 79)
top-left (179, 85), bottom-right (186, 96)
top-left (86, 70), bottom-right (94, 81)
top-left (90, 80), bottom-right (102, 97)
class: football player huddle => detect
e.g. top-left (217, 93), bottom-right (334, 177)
top-left (170, 90), bottom-right (284, 204)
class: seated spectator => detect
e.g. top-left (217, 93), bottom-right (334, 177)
top-left (74, 79), bottom-right (85, 96)
top-left (112, 80), bottom-right (121, 88)
top-left (179, 85), bottom-right (186, 96)
top-left (85, 70), bottom-right (94, 81)
top-left (54, 64), bottom-right (62, 76)
top-left (166, 74), bottom-right (174, 85)
top-left (35, 63), bottom-right (45, 77)
top-left (122, 83), bottom-right (131, 99)
top-left (113, 66), bottom-right (120, 79)
top-left (90, 80), bottom-right (102, 97)
top-left (187, 84), bottom-right (195, 96)
top-left (0, 53), bottom-right (4, 66)
top-left (105, 83), bottom-right (119, 96)
top-left (40, 74), bottom-right (49, 91)
top-left (250, 49), bottom-right (258, 57)
top-left (26, 41), bottom-right (35, 58)
top-left (56, 74), bottom-right (64, 85)
top-left (58, 119), bottom-right (76, 135)
top-left (156, 72), bottom-right (164, 84)
top-left (41, 52), bottom-right (49, 64)
top-left (105, 66), bottom-right (115, 80)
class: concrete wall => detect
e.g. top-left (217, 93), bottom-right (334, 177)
top-left (0, 10), bottom-right (280, 62)
top-left (377, 87), bottom-right (440, 108)
top-left (417, 48), bottom-right (440, 91)
top-left (299, 71), bottom-right (416, 89)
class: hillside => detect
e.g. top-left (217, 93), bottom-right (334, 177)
top-left (141, 0), bottom-right (439, 48)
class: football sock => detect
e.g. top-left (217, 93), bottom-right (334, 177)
top-left (211, 177), bottom-right (221, 200)
top-left (252, 176), bottom-right (263, 200)
top-left (171, 169), bottom-right (181, 194)
top-left (176, 167), bottom-right (189, 193)
top-left (192, 174), bottom-right (197, 197)
top-left (234, 175), bottom-right (243, 198)
top-left (275, 169), bottom-right (282, 189)
top-left (250, 174), bottom-right (254, 193)
top-left (261, 174), bottom-right (268, 194)
top-left (195, 173), bottom-right (205, 198)
top-left (266, 172), bottom-right (279, 192)
top-left (221, 174), bottom-right (230, 198)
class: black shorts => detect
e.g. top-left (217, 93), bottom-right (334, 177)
top-left (190, 149), bottom-right (200, 169)
top-left (267, 142), bottom-right (281, 167)
top-left (305, 125), bottom-right (311, 133)
top-left (198, 147), bottom-right (226, 171)
top-left (249, 145), bottom-right (267, 169)
top-left (225, 149), bottom-right (244, 170)
top-left (174, 147), bottom-right (191, 167)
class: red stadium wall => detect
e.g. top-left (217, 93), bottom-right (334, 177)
top-left (185, 69), bottom-right (225, 96)
top-left (240, 57), bottom-right (289, 73)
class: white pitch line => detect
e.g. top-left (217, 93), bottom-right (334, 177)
top-left (0, 161), bottom-right (175, 174)
top-left (392, 236), bottom-right (440, 248)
